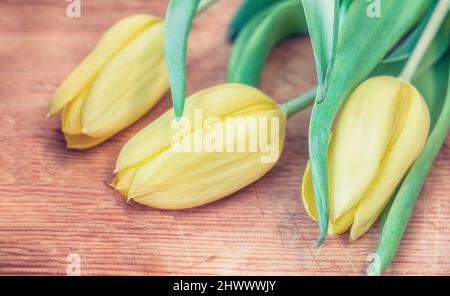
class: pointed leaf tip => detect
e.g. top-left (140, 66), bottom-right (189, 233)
top-left (165, 0), bottom-right (200, 118)
top-left (314, 235), bottom-right (326, 248)
top-left (302, 0), bottom-right (340, 87)
top-left (173, 97), bottom-right (185, 120)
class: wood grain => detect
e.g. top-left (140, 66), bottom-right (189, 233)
top-left (0, 0), bottom-right (448, 275)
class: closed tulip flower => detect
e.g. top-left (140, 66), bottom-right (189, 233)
top-left (302, 76), bottom-right (430, 240)
top-left (48, 15), bottom-right (169, 149)
top-left (113, 84), bottom-right (286, 209)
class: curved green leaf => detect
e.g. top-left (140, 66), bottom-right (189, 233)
top-left (338, 0), bottom-right (353, 27)
top-left (384, 0), bottom-right (438, 63)
top-left (416, 54), bottom-right (450, 128)
top-left (302, 0), bottom-right (340, 100)
top-left (371, 14), bottom-right (450, 77)
top-left (415, 14), bottom-right (450, 75)
top-left (228, 0), bottom-right (308, 86)
top-left (164, 0), bottom-right (200, 118)
top-left (302, 0), bottom-right (340, 246)
top-left (228, 0), bottom-right (437, 87)
top-left (228, 0), bottom-right (282, 41)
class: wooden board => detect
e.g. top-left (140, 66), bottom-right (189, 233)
top-left (0, 0), bottom-right (448, 275)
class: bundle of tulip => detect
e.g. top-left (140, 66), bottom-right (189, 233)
top-left (48, 0), bottom-right (450, 275)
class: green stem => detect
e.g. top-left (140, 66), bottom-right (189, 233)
top-left (197, 0), bottom-right (219, 14)
top-left (281, 87), bottom-right (317, 118)
top-left (399, 0), bottom-right (450, 81)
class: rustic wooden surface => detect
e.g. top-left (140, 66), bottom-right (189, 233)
top-left (0, 0), bottom-right (449, 276)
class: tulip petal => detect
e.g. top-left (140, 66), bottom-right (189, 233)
top-left (301, 160), bottom-right (354, 235)
top-left (350, 80), bottom-right (429, 240)
top-left (64, 134), bottom-right (107, 150)
top-left (124, 108), bottom-right (286, 209)
top-left (131, 151), bottom-right (273, 209)
top-left (301, 161), bottom-right (318, 221)
top-left (112, 168), bottom-right (137, 197)
top-left (328, 210), bottom-right (354, 235)
top-left (61, 88), bottom-right (88, 135)
top-left (115, 84), bottom-right (278, 173)
top-left (49, 15), bottom-right (160, 115)
top-left (329, 76), bottom-right (413, 220)
top-left (81, 23), bottom-right (168, 138)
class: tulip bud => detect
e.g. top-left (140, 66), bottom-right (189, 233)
top-left (302, 76), bottom-right (430, 240)
top-left (113, 84), bottom-right (286, 209)
top-left (48, 15), bottom-right (169, 149)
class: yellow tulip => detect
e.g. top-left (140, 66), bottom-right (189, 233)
top-left (48, 15), bottom-right (169, 149)
top-left (113, 84), bottom-right (286, 209)
top-left (302, 76), bottom-right (430, 240)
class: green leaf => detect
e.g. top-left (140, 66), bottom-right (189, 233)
top-left (383, 0), bottom-right (438, 63)
top-left (302, 0), bottom-right (340, 97)
top-left (228, 0), bottom-right (282, 41)
top-left (227, 0), bottom-right (445, 123)
top-left (197, 0), bottom-right (218, 13)
top-left (302, 0), bottom-right (339, 245)
top-left (371, 54), bottom-right (450, 275)
top-left (227, 0), bottom-right (437, 88)
top-left (415, 52), bottom-right (450, 128)
top-left (227, 0), bottom-right (308, 86)
top-left (371, 14), bottom-right (450, 77)
top-left (338, 0), bottom-right (353, 27)
top-left (308, 0), bottom-right (429, 246)
top-left (415, 15), bottom-right (450, 75)
top-left (164, 0), bottom-right (200, 118)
